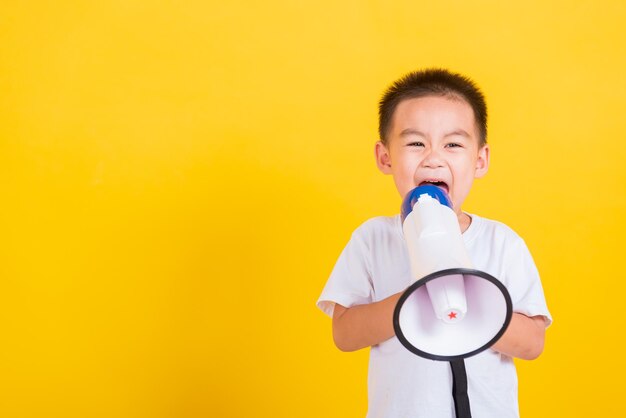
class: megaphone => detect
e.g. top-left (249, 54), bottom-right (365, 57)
top-left (392, 185), bottom-right (512, 417)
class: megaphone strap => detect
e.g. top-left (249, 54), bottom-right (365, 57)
top-left (450, 359), bottom-right (472, 418)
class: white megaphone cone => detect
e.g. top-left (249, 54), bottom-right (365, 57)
top-left (393, 185), bottom-right (512, 360)
top-left (393, 185), bottom-right (513, 418)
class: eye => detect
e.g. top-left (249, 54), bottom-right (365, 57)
top-left (445, 142), bottom-right (463, 148)
top-left (407, 141), bottom-right (425, 147)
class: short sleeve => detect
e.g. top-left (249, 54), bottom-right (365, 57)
top-left (316, 228), bottom-right (374, 317)
top-left (503, 237), bottom-right (553, 327)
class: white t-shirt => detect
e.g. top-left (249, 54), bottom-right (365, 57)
top-left (317, 214), bottom-right (552, 418)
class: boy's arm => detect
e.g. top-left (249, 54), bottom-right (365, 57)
top-left (334, 295), bottom-right (547, 359)
top-left (332, 292), bottom-right (402, 352)
top-left (491, 313), bottom-right (546, 360)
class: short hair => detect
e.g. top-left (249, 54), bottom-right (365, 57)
top-left (378, 69), bottom-right (488, 146)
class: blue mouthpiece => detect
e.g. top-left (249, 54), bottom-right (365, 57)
top-left (401, 185), bottom-right (452, 223)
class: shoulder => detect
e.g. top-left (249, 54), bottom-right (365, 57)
top-left (467, 213), bottom-right (525, 246)
top-left (343, 215), bottom-right (404, 261)
top-left (356, 215), bottom-right (401, 231)
top-left (351, 215), bottom-right (402, 242)
top-left (466, 214), bottom-right (542, 286)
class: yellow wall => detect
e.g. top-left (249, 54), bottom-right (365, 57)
top-left (2, 1), bottom-right (625, 417)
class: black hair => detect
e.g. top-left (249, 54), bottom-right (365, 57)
top-left (378, 68), bottom-right (487, 146)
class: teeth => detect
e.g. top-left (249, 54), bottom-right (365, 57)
top-left (420, 180), bottom-right (447, 187)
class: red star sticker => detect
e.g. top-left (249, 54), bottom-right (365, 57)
top-left (448, 312), bottom-right (457, 320)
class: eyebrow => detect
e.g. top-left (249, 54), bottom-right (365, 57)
top-left (400, 129), bottom-right (425, 137)
top-left (444, 129), bottom-right (471, 138)
top-left (399, 129), bottom-right (472, 138)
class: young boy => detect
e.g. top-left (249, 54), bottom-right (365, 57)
top-left (317, 69), bottom-right (551, 418)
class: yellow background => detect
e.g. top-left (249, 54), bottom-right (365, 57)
top-left (2, 1), bottom-right (625, 417)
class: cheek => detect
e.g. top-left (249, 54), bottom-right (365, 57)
top-left (391, 159), bottom-right (415, 179)
top-left (455, 175), bottom-right (474, 192)
top-left (392, 169), bottom-right (417, 198)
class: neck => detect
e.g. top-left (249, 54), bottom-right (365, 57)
top-left (458, 212), bottom-right (472, 233)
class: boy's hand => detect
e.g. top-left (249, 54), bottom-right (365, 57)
top-left (491, 313), bottom-right (547, 360)
top-left (332, 292), bottom-right (403, 352)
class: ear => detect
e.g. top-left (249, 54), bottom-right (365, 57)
top-left (375, 141), bottom-right (392, 174)
top-left (474, 144), bottom-right (490, 178)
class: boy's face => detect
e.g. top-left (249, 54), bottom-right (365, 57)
top-left (375, 95), bottom-right (489, 214)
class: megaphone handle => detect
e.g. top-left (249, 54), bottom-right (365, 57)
top-left (450, 359), bottom-right (472, 418)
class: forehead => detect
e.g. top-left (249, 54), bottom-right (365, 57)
top-left (390, 95), bottom-right (479, 139)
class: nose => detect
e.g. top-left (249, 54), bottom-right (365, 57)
top-left (421, 148), bottom-right (444, 168)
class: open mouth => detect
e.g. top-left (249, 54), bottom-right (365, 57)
top-left (419, 180), bottom-right (449, 194)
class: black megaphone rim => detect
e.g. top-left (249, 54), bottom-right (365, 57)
top-left (392, 268), bottom-right (513, 361)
